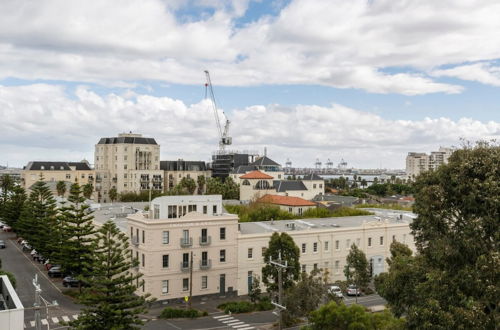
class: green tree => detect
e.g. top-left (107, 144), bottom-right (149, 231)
top-left (82, 184), bottom-right (93, 200)
top-left (248, 275), bottom-right (262, 303)
top-left (56, 180), bottom-right (67, 197)
top-left (196, 175), bottom-right (206, 195)
top-left (399, 142), bottom-right (499, 329)
top-left (222, 177), bottom-right (239, 200)
top-left (17, 181), bottom-right (58, 257)
top-left (304, 301), bottom-right (405, 330)
top-left (3, 185), bottom-right (27, 229)
top-left (361, 179), bottom-right (367, 188)
top-left (262, 232), bottom-right (300, 294)
top-left (0, 174), bottom-right (14, 222)
top-left (69, 220), bottom-right (152, 329)
top-left (108, 188), bottom-right (117, 203)
top-left (344, 244), bottom-right (370, 291)
top-left (58, 184), bottom-right (96, 278)
top-left (180, 177), bottom-right (197, 195)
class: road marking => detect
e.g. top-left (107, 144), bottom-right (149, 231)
top-left (30, 321), bottom-right (35, 327)
top-left (52, 317), bottom-right (59, 323)
top-left (217, 316), bottom-right (234, 321)
top-left (164, 321), bottom-right (182, 329)
top-left (223, 319), bottom-right (241, 323)
top-left (72, 314), bottom-right (79, 320)
top-left (213, 315), bottom-right (228, 319)
top-left (233, 325), bottom-right (252, 329)
top-left (229, 322), bottom-right (245, 326)
top-left (8, 238), bottom-right (62, 293)
top-left (41, 319), bottom-right (48, 325)
top-left (236, 327), bottom-right (254, 330)
top-left (62, 316), bottom-right (70, 322)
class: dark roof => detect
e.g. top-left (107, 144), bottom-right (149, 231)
top-left (160, 160), bottom-right (207, 171)
top-left (97, 136), bottom-right (158, 145)
top-left (24, 161), bottom-right (91, 171)
top-left (250, 156), bottom-right (281, 167)
top-left (302, 173), bottom-right (323, 180)
top-left (230, 165), bottom-right (258, 174)
top-left (273, 180), bottom-right (307, 192)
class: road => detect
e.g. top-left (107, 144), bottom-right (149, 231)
top-left (344, 293), bottom-right (387, 308)
top-left (0, 231), bottom-right (81, 328)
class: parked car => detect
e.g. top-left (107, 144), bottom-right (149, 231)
top-left (46, 263), bottom-right (59, 271)
top-left (3, 225), bottom-right (12, 232)
top-left (63, 276), bottom-right (81, 288)
top-left (346, 284), bottom-right (362, 296)
top-left (328, 285), bottom-right (344, 299)
top-left (0, 240), bottom-right (6, 249)
top-left (0, 222), bottom-right (5, 229)
top-left (48, 266), bottom-right (63, 278)
top-left (22, 243), bottom-right (32, 252)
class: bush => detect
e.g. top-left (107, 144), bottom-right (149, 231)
top-left (0, 270), bottom-right (16, 288)
top-left (355, 203), bottom-right (413, 211)
top-left (330, 207), bottom-right (373, 217)
top-left (159, 307), bottom-right (205, 319)
top-left (302, 208), bottom-right (331, 218)
top-left (218, 301), bottom-right (255, 314)
top-left (255, 298), bottom-right (274, 311)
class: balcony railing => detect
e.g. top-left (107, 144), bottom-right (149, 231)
top-left (131, 235), bottom-right (139, 246)
top-left (199, 236), bottom-right (211, 246)
top-left (180, 237), bottom-right (193, 248)
top-left (180, 262), bottom-right (191, 272)
top-left (199, 259), bottom-right (212, 270)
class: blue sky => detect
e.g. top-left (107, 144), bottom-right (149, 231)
top-left (0, 0), bottom-right (499, 168)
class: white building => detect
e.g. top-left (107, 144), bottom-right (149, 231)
top-left (126, 195), bottom-right (416, 301)
top-left (406, 147), bottom-right (453, 179)
top-left (0, 275), bottom-right (24, 330)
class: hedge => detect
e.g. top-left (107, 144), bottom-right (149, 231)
top-left (159, 307), bottom-right (207, 319)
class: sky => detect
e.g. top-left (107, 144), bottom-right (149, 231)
top-left (1, 0), bottom-right (499, 169)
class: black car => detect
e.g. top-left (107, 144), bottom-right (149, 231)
top-left (62, 276), bottom-right (80, 287)
top-left (48, 266), bottom-right (63, 278)
top-left (0, 240), bottom-right (5, 249)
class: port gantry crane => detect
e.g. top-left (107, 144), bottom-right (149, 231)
top-left (204, 70), bottom-right (232, 153)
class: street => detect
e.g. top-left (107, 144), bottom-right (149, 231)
top-left (0, 231), bottom-right (81, 329)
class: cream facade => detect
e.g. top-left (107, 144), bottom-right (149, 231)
top-left (128, 196), bottom-right (416, 301)
top-left (127, 195), bottom-right (239, 301)
top-left (161, 160), bottom-right (211, 193)
top-left (21, 161), bottom-right (94, 193)
top-left (94, 133), bottom-right (163, 202)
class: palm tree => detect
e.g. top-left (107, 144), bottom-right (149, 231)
top-left (108, 188), bottom-right (118, 203)
top-left (56, 181), bottom-right (67, 197)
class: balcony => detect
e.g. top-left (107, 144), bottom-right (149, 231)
top-left (199, 259), bottom-right (212, 270)
top-left (199, 236), bottom-right (211, 246)
top-left (131, 235), bottom-right (139, 246)
top-left (180, 237), bottom-right (193, 248)
top-left (180, 262), bottom-right (191, 272)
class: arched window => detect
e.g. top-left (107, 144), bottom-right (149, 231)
top-left (242, 179), bottom-right (250, 186)
top-left (255, 180), bottom-right (270, 189)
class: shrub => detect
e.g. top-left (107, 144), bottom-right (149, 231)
top-left (218, 301), bottom-right (255, 314)
top-left (0, 270), bottom-right (16, 288)
top-left (302, 208), bottom-right (331, 218)
top-left (159, 307), bottom-right (204, 319)
top-left (255, 297), bottom-right (274, 311)
top-left (330, 207), bottom-right (373, 217)
top-left (355, 203), bottom-right (413, 211)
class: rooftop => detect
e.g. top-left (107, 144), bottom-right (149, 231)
top-left (257, 194), bottom-right (317, 206)
top-left (239, 210), bottom-right (415, 235)
top-left (91, 202), bottom-right (148, 232)
top-left (24, 161), bottom-right (92, 171)
top-left (250, 156), bottom-right (281, 167)
top-left (240, 170), bottom-right (274, 180)
top-left (160, 160), bottom-right (207, 171)
top-left (301, 173), bottom-right (323, 180)
top-left (97, 135), bottom-right (157, 145)
top-left (274, 180), bottom-right (307, 192)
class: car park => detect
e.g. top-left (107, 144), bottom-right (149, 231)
top-left (346, 284), bottom-right (362, 296)
top-left (328, 285), bottom-right (344, 299)
top-left (0, 240), bottom-right (5, 249)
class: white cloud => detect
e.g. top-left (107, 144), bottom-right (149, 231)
top-left (1, 84), bottom-right (498, 168)
top-left (432, 62), bottom-right (500, 87)
top-left (1, 0), bottom-right (500, 93)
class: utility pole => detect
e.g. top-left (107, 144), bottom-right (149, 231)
top-left (189, 250), bottom-right (193, 308)
top-left (270, 252), bottom-right (287, 330)
top-left (33, 274), bottom-right (42, 330)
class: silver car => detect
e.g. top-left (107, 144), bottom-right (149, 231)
top-left (346, 284), bottom-right (361, 296)
top-left (329, 285), bottom-right (343, 299)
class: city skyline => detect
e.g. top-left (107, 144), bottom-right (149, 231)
top-left (1, 0), bottom-right (500, 168)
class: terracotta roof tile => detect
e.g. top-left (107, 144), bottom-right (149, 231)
top-left (257, 194), bottom-right (317, 207)
top-left (240, 170), bottom-right (274, 180)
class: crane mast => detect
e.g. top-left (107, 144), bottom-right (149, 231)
top-left (204, 70), bottom-right (232, 152)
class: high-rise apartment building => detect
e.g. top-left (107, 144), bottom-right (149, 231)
top-left (406, 147), bottom-right (453, 179)
top-left (94, 133), bottom-right (163, 202)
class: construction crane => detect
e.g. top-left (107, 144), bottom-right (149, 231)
top-left (204, 70), bottom-right (232, 152)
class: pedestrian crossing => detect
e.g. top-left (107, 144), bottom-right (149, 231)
top-left (213, 314), bottom-right (255, 330)
top-left (24, 314), bottom-right (79, 328)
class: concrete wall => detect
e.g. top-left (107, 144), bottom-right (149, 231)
top-left (0, 275), bottom-right (24, 330)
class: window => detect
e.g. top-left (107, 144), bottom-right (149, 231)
top-left (66, 174), bottom-right (71, 179)
top-left (248, 248), bottom-right (253, 259)
top-left (162, 231), bottom-right (169, 244)
top-left (242, 179), bottom-right (250, 185)
top-left (392, 235), bottom-right (396, 242)
top-left (324, 261), bottom-right (329, 269)
top-left (220, 249), bottom-right (226, 262)
top-left (162, 280), bottom-right (169, 295)
top-left (319, 184), bottom-right (323, 188)
top-left (288, 207), bottom-right (292, 213)
top-left (201, 276), bottom-right (207, 289)
top-left (182, 278), bottom-right (189, 291)
top-left (188, 204), bottom-right (197, 212)
top-left (182, 253), bottom-right (189, 268)
top-left (130, 227), bottom-right (133, 238)
top-left (201, 251), bottom-right (208, 264)
top-left (346, 239), bottom-right (351, 249)
top-left (324, 241), bottom-right (329, 251)
top-left (220, 227), bottom-right (226, 240)
top-left (335, 240), bottom-right (340, 250)
top-left (356, 238), bottom-right (361, 246)
top-left (142, 230), bottom-right (145, 244)
top-left (124, 164), bottom-right (127, 170)
top-left (302, 243), bottom-right (306, 253)
top-left (124, 173), bottom-right (127, 178)
top-left (314, 263), bottom-right (318, 270)
top-left (368, 237), bottom-right (372, 247)
top-left (142, 254), bottom-right (145, 267)
top-left (203, 205), bottom-right (207, 214)
top-left (302, 264), bottom-right (306, 273)
top-left (313, 184), bottom-right (317, 189)
top-left (124, 155), bottom-right (127, 161)
top-left (213, 205), bottom-right (217, 214)
top-left (162, 255), bottom-right (169, 268)
top-left (298, 207), bottom-right (303, 215)
top-left (201, 228), bottom-right (208, 241)
top-left (313, 242), bottom-right (318, 253)
top-left (168, 205), bottom-right (177, 218)
top-left (182, 230), bottom-right (189, 243)
top-left (380, 236), bottom-right (384, 245)
top-left (154, 205), bottom-right (160, 219)
top-left (335, 261), bottom-right (340, 274)
top-left (262, 247), bottom-right (267, 257)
